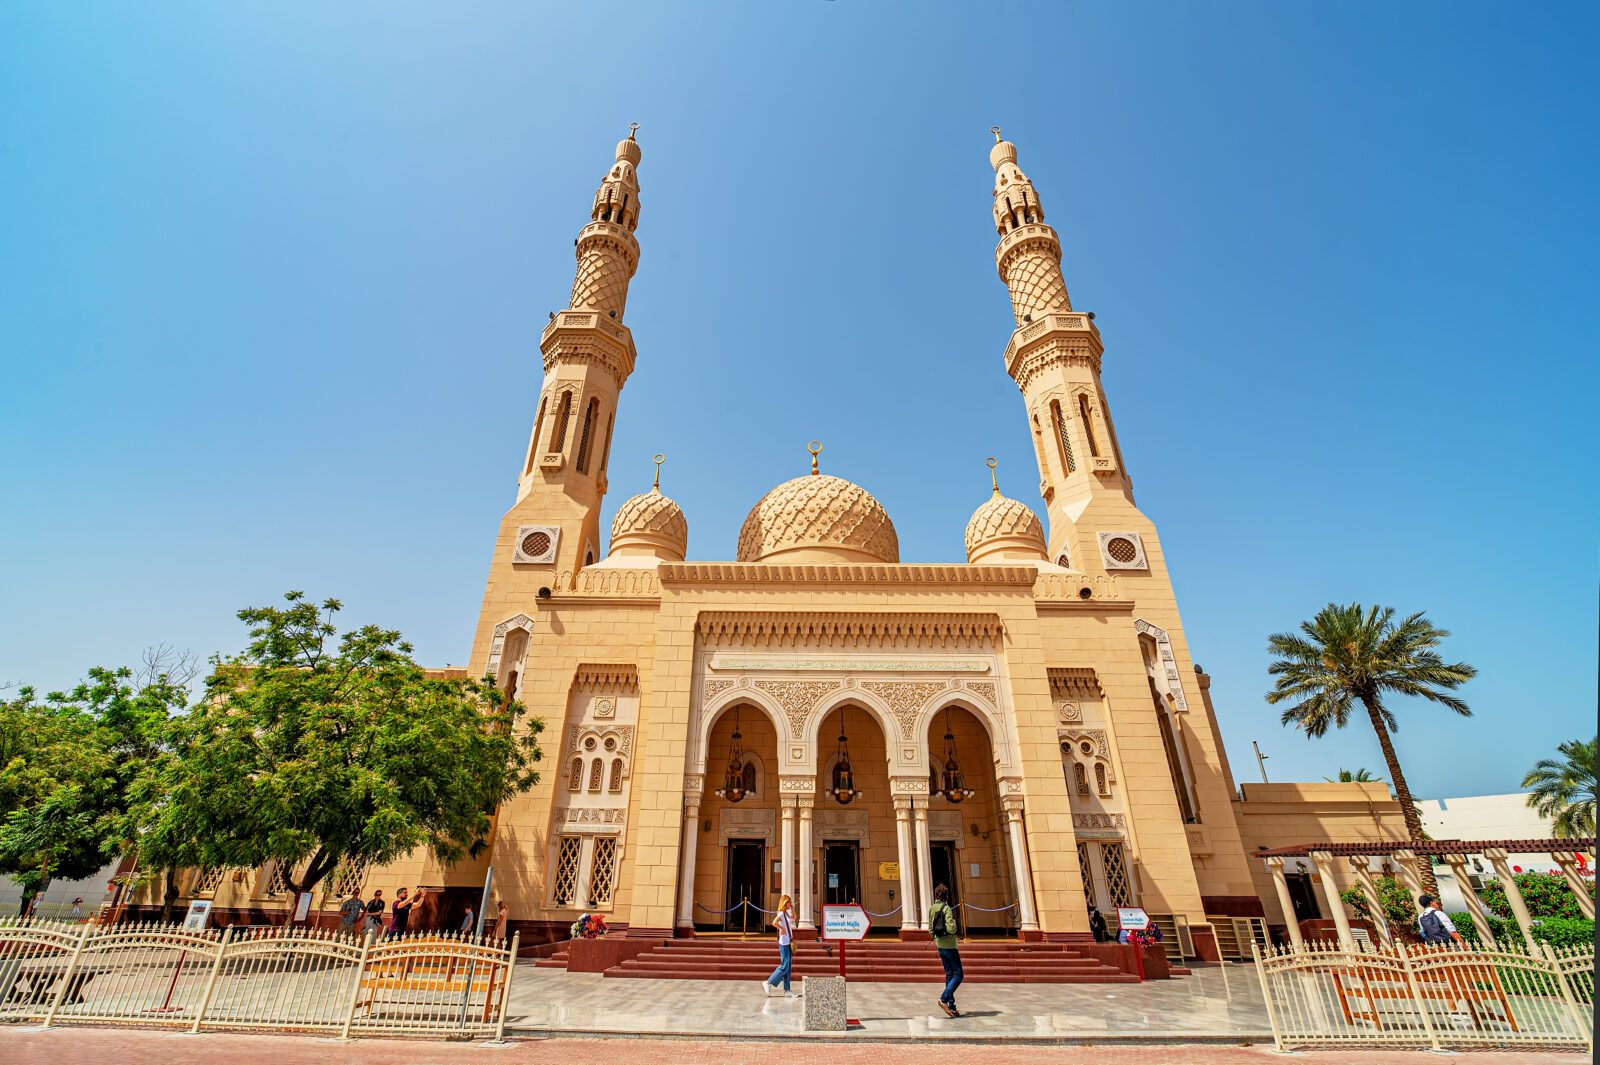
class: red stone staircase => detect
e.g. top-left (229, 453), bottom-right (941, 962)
top-left (542, 937), bottom-right (1141, 983)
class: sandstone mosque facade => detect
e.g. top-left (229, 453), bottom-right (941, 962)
top-left (154, 129), bottom-right (1408, 956)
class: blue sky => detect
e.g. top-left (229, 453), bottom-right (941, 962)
top-left (2, 3), bottom-right (1594, 800)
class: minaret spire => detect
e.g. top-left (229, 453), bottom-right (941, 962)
top-left (991, 132), bottom-right (1072, 324)
top-left (569, 125), bottom-right (644, 319)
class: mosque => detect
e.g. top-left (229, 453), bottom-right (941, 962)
top-left (140, 127), bottom-right (1416, 967)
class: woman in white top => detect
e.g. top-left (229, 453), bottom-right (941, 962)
top-left (760, 894), bottom-right (795, 997)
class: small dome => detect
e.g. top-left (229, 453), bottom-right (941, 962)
top-left (990, 138), bottom-right (1018, 171)
top-left (965, 491), bottom-right (1046, 563)
top-left (615, 132), bottom-right (642, 167)
top-left (737, 474), bottom-right (899, 564)
top-left (609, 487), bottom-right (687, 560)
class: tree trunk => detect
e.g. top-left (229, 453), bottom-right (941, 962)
top-left (161, 868), bottom-right (180, 924)
top-left (1360, 694), bottom-right (1440, 896)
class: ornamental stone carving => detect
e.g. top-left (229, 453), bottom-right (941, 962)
top-left (779, 777), bottom-right (816, 793)
top-left (556, 807), bottom-right (627, 826)
top-left (1059, 729), bottom-right (1112, 774)
top-left (1134, 619), bottom-right (1189, 711)
top-left (862, 681), bottom-right (945, 739)
top-left (813, 809), bottom-right (870, 842)
top-left (609, 487), bottom-right (689, 560)
top-left (891, 778), bottom-right (931, 795)
top-left (702, 679), bottom-right (735, 703)
top-left (964, 681), bottom-right (998, 704)
top-left (1072, 812), bottom-right (1126, 835)
top-left (1056, 701), bottom-right (1082, 724)
top-left (719, 807), bottom-right (776, 845)
top-left (754, 679), bottom-right (841, 739)
top-left (964, 492), bottom-right (1046, 563)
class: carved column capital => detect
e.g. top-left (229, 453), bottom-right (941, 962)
top-left (892, 797), bottom-right (914, 814)
top-left (1263, 855), bottom-right (1287, 870)
top-left (1481, 847), bottom-right (1509, 863)
top-left (780, 796), bottom-right (800, 811)
top-left (796, 797), bottom-right (815, 812)
top-left (1308, 849), bottom-right (1334, 866)
top-left (1001, 797), bottom-right (1025, 816)
top-left (1346, 856), bottom-right (1369, 873)
top-left (1442, 853), bottom-right (1470, 869)
top-left (683, 797), bottom-right (701, 818)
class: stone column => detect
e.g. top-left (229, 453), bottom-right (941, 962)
top-left (893, 797), bottom-right (918, 932)
top-left (1551, 852), bottom-right (1596, 919)
top-left (914, 802), bottom-right (934, 931)
top-left (1347, 857), bottom-right (1392, 946)
top-left (1002, 798), bottom-right (1041, 933)
top-left (780, 798), bottom-right (797, 911)
top-left (675, 793), bottom-right (702, 932)
top-left (1264, 857), bottom-right (1304, 948)
top-left (1443, 853), bottom-right (1497, 947)
top-left (1390, 850), bottom-right (1428, 906)
top-left (1309, 851), bottom-right (1354, 949)
top-left (1483, 847), bottom-right (1536, 948)
top-left (797, 798), bottom-right (815, 929)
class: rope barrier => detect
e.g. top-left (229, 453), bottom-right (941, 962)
top-left (960, 901), bottom-right (1018, 912)
top-left (693, 901), bottom-right (744, 915)
top-left (860, 905), bottom-right (902, 918)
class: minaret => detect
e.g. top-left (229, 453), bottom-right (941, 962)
top-left (507, 126), bottom-right (645, 572)
top-left (990, 128), bottom-right (1132, 567)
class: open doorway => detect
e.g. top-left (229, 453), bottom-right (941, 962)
top-left (725, 839), bottom-right (764, 933)
top-left (823, 842), bottom-right (860, 905)
top-left (1285, 873), bottom-right (1321, 923)
top-left (929, 841), bottom-right (962, 915)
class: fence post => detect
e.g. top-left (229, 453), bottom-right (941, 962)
top-left (337, 926), bottom-right (375, 1041)
top-left (1394, 940), bottom-right (1443, 1052)
top-left (189, 926), bottom-right (234, 1034)
top-left (492, 932), bottom-right (520, 1043)
top-left (41, 921), bottom-right (93, 1028)
top-left (1540, 941), bottom-right (1591, 1051)
top-left (1251, 943), bottom-right (1287, 1053)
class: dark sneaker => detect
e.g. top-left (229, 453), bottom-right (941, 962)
top-left (937, 1000), bottom-right (956, 1018)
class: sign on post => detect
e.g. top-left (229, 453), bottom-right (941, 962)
top-left (182, 899), bottom-right (213, 931)
top-left (821, 904), bottom-right (870, 940)
top-left (1116, 906), bottom-right (1151, 931)
top-left (293, 891), bottom-right (315, 924)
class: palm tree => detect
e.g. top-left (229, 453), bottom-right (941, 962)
top-left (1522, 738), bottom-right (1597, 838)
top-left (1325, 768), bottom-right (1384, 783)
top-left (1266, 604), bottom-right (1476, 875)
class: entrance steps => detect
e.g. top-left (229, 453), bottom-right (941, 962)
top-left (596, 938), bottom-right (1140, 983)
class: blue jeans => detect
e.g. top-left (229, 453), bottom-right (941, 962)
top-left (937, 946), bottom-right (963, 1005)
top-left (768, 942), bottom-right (792, 992)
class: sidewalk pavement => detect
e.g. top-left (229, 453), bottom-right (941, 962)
top-left (7, 1027), bottom-right (1583, 1064)
top-left (505, 959), bottom-right (1276, 1040)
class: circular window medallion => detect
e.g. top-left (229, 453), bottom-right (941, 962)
top-left (584, 737), bottom-right (597, 751)
top-left (1079, 741), bottom-right (1094, 756)
top-left (1106, 536), bottom-right (1139, 564)
top-left (603, 737), bottom-right (616, 751)
top-left (520, 531), bottom-right (552, 558)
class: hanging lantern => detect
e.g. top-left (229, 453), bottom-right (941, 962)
top-left (713, 707), bottom-right (748, 803)
top-left (831, 708), bottom-right (862, 804)
top-left (938, 708), bottom-right (976, 803)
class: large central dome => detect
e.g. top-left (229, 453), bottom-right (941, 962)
top-left (736, 474), bottom-right (899, 564)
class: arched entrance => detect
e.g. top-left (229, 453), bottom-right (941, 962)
top-left (812, 704), bottom-right (892, 928)
top-left (922, 703), bottom-right (1018, 937)
top-left (695, 702), bottom-right (779, 933)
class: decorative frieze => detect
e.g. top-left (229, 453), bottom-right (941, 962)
top-left (1133, 619), bottom-right (1189, 712)
top-left (573, 664), bottom-right (639, 691)
top-left (555, 807), bottom-right (626, 827)
top-left (1072, 812), bottom-right (1126, 836)
top-left (702, 679), bottom-right (735, 702)
top-left (708, 656), bottom-right (991, 673)
top-left (695, 611), bottom-right (1007, 648)
top-left (719, 808), bottom-right (776, 845)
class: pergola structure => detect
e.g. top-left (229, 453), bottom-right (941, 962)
top-left (1257, 838), bottom-right (1596, 951)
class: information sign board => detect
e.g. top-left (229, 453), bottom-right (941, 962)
top-left (182, 899), bottom-right (213, 931)
top-left (1116, 906), bottom-right (1151, 931)
top-left (821, 903), bottom-right (870, 940)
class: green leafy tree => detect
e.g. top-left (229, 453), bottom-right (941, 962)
top-left (1325, 768), bottom-right (1383, 783)
top-left (146, 592), bottom-right (542, 896)
top-left (1522, 737), bottom-right (1597, 839)
top-left (1266, 604), bottom-right (1476, 890)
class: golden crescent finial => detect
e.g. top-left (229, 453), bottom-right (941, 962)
top-left (629, 122), bottom-right (640, 140)
top-left (990, 126), bottom-right (1003, 144)
top-left (807, 440), bottom-right (823, 476)
top-left (652, 453), bottom-right (664, 490)
top-left (987, 456), bottom-right (1000, 494)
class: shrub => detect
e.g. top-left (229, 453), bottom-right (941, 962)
top-left (1453, 911), bottom-right (1594, 950)
top-left (1340, 875), bottom-right (1417, 939)
top-left (1477, 870), bottom-right (1594, 921)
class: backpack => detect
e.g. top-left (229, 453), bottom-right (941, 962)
top-left (1419, 909), bottom-right (1450, 943)
top-left (930, 904), bottom-right (948, 938)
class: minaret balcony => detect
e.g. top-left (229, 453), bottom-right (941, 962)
top-left (1003, 310), bottom-right (1104, 384)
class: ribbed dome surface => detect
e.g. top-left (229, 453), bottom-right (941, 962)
top-left (609, 488), bottom-right (688, 560)
top-left (736, 474), bottom-right (899, 564)
top-left (964, 492), bottom-right (1045, 562)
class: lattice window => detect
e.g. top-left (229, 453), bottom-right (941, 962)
top-left (587, 837), bottom-right (617, 907)
top-left (1078, 393), bottom-right (1101, 457)
top-left (608, 758), bottom-right (624, 794)
top-left (576, 399), bottom-right (598, 472)
top-left (527, 397), bottom-right (547, 475)
top-left (552, 836), bottom-right (582, 906)
top-left (742, 761), bottom-right (758, 797)
top-left (1095, 762), bottom-right (1109, 796)
top-left (1100, 842), bottom-right (1133, 908)
top-left (588, 757), bottom-right (603, 793)
top-left (1052, 400), bottom-right (1076, 474)
top-left (264, 861), bottom-right (293, 897)
top-left (328, 857), bottom-right (371, 898)
top-left (553, 391), bottom-right (573, 450)
top-left (192, 867), bottom-right (227, 896)
top-left (569, 756), bottom-right (583, 792)
top-left (1073, 762), bottom-right (1090, 796)
top-left (1056, 552), bottom-right (1070, 568)
top-left (1076, 842), bottom-right (1092, 897)
top-left (598, 414), bottom-right (614, 474)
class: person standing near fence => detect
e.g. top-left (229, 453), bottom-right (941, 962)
top-left (363, 888), bottom-right (385, 937)
top-left (928, 884), bottom-right (963, 1017)
top-left (460, 902), bottom-right (477, 935)
top-left (338, 891), bottom-right (365, 936)
top-left (390, 886), bottom-right (422, 937)
top-left (1417, 894), bottom-right (1463, 946)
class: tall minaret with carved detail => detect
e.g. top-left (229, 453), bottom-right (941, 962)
top-left (468, 128), bottom-right (646, 683)
top-left (990, 128), bottom-right (1134, 568)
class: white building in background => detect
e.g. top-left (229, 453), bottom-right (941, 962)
top-left (1417, 793), bottom-right (1571, 913)
top-left (0, 861), bottom-right (119, 920)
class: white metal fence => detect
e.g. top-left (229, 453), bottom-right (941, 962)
top-left (0, 919), bottom-right (518, 1040)
top-left (1252, 938), bottom-right (1594, 1052)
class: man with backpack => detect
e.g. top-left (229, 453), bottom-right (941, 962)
top-left (1417, 894), bottom-right (1463, 946)
top-left (927, 884), bottom-right (963, 1017)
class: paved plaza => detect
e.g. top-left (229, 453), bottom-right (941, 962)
top-left (6, 1027), bottom-right (1585, 1065)
top-left (505, 960), bottom-right (1273, 1040)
